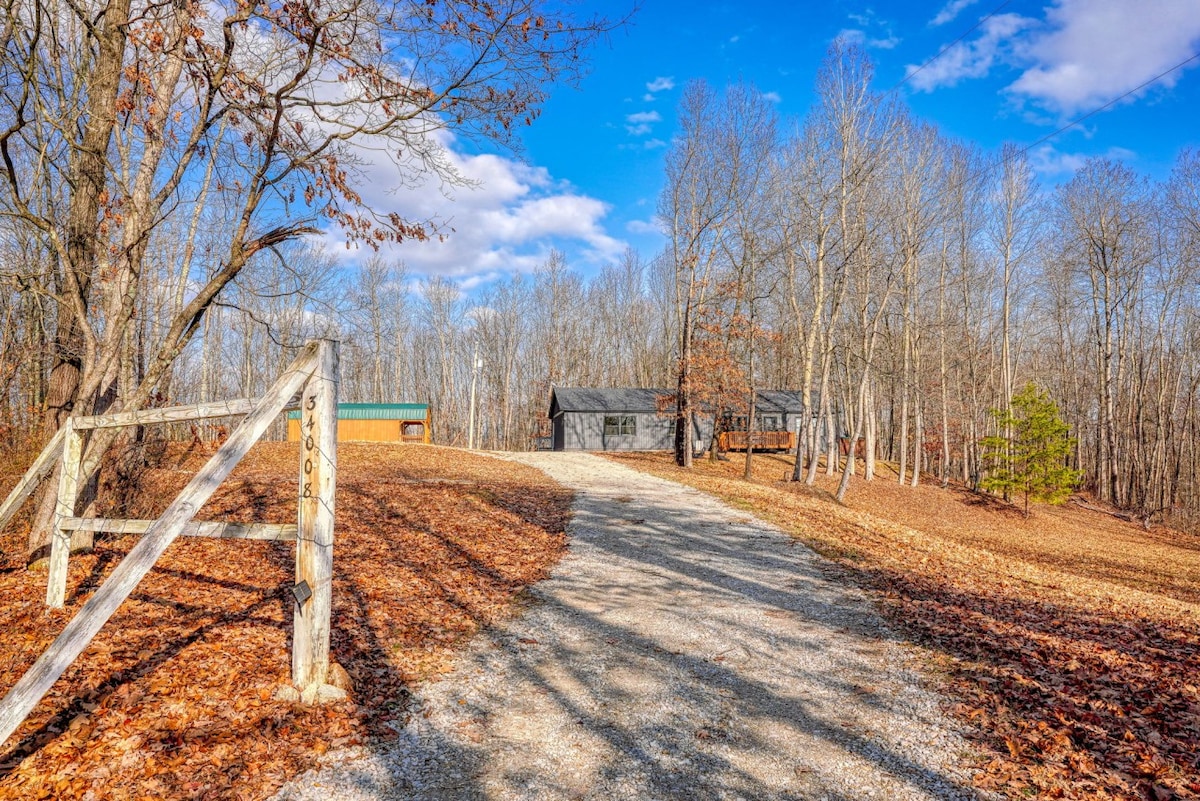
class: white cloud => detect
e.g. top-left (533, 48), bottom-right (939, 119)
top-left (457, 272), bottom-right (503, 292)
top-left (1008, 0), bottom-right (1200, 116)
top-left (839, 9), bottom-right (900, 50)
top-left (646, 76), bottom-right (675, 93)
top-left (1028, 143), bottom-right (1138, 176)
top-left (625, 110), bottom-right (662, 136)
top-left (1028, 144), bottom-right (1088, 176)
top-left (839, 28), bottom-right (865, 46)
top-left (906, 13), bottom-right (1032, 92)
top-left (931, 0), bottom-right (981, 26)
top-left (838, 27), bottom-right (900, 51)
top-left (626, 218), bottom-right (662, 236)
top-left (319, 134), bottom-right (626, 281)
top-left (908, 0), bottom-right (1200, 120)
top-left (618, 138), bottom-right (667, 151)
top-left (200, 20), bottom-right (618, 286)
top-left (762, 91), bottom-right (782, 104)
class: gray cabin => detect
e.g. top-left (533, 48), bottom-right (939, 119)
top-left (549, 388), bottom-right (698, 451)
top-left (548, 387), bottom-right (811, 452)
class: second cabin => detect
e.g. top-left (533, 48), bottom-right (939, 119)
top-left (287, 403), bottom-right (431, 444)
top-left (548, 387), bottom-right (810, 453)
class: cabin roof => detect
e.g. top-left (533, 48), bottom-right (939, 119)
top-left (549, 387), bottom-right (808, 417)
top-left (550, 387), bottom-right (672, 415)
top-left (287, 402), bottom-right (429, 421)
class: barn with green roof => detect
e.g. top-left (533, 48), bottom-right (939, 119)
top-left (287, 403), bottom-right (431, 444)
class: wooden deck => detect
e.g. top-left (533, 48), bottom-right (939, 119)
top-left (717, 430), bottom-right (795, 453)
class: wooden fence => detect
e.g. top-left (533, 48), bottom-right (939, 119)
top-left (0, 339), bottom-right (339, 746)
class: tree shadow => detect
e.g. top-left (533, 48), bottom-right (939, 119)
top-left (594, 452), bottom-right (1200, 797)
top-left (852, 564), bottom-right (1200, 798)
top-left (952, 486), bottom-right (1027, 518)
top-left (364, 452), bottom-right (985, 800)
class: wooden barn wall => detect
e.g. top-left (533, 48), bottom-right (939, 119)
top-left (287, 419), bottom-right (406, 442)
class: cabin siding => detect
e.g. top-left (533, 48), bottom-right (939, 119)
top-left (551, 408), bottom-right (712, 452)
top-left (547, 387), bottom-right (821, 454)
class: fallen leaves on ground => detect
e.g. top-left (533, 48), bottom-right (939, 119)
top-left (608, 452), bottom-right (1200, 801)
top-left (0, 442), bottom-right (570, 800)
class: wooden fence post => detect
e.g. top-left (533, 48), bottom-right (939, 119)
top-left (292, 339), bottom-right (338, 692)
top-left (0, 344), bottom-right (319, 747)
top-left (46, 422), bottom-right (82, 609)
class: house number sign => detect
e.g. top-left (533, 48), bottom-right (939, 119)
top-left (302, 395), bottom-right (316, 498)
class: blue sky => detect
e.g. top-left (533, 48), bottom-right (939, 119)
top-left (337, 0), bottom-right (1200, 289)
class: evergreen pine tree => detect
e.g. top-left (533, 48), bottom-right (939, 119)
top-left (981, 383), bottom-right (1081, 517)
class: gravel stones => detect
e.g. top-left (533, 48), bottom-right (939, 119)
top-left (272, 452), bottom-right (983, 800)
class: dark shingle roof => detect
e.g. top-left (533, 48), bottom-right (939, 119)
top-left (550, 388), bottom-right (808, 416)
top-left (754, 390), bottom-right (807, 414)
top-left (551, 387), bottom-right (674, 415)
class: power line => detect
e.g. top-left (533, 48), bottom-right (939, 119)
top-left (927, 51), bottom-right (1200, 211)
top-left (889, 0), bottom-right (1013, 93)
top-left (889, 2), bottom-right (1200, 159)
top-left (1017, 50), bottom-right (1200, 158)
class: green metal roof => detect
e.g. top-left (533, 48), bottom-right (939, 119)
top-left (287, 403), bottom-right (429, 421)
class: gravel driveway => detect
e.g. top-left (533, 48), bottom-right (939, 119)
top-left (273, 452), bottom-right (982, 800)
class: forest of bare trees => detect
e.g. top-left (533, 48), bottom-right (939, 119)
top-left (0, 0), bottom-right (613, 559)
top-left (4, 32), bottom-right (1200, 542)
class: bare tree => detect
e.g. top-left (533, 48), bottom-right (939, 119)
top-left (659, 81), bottom-right (735, 467)
top-left (1054, 159), bottom-right (1151, 505)
top-left (890, 116), bottom-right (945, 488)
top-left (988, 144), bottom-right (1042, 420)
top-left (0, 0), bottom-right (613, 558)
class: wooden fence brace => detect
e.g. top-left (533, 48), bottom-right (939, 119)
top-left (0, 342), bottom-right (320, 747)
top-left (45, 398), bottom-right (284, 605)
top-left (0, 427), bottom-right (66, 537)
top-left (60, 518), bottom-right (298, 541)
top-left (292, 340), bottom-right (338, 692)
top-left (72, 398), bottom-right (261, 430)
top-left (0, 399), bottom-right (265, 540)
top-left (46, 421), bottom-right (82, 609)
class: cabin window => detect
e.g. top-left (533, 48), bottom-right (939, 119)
top-left (603, 415), bottom-right (637, 436)
top-left (759, 415), bottom-right (779, 431)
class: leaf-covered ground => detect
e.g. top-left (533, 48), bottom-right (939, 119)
top-left (607, 452), bottom-right (1200, 801)
top-left (0, 442), bottom-right (570, 800)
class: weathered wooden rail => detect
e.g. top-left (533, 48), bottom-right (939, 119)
top-left (0, 339), bottom-right (339, 747)
top-left (60, 518), bottom-right (297, 540)
top-left (717, 430), bottom-right (795, 453)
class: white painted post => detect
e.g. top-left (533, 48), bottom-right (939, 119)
top-left (46, 422), bottom-right (82, 609)
top-left (292, 340), bottom-right (338, 692)
top-left (468, 338), bottom-right (479, 450)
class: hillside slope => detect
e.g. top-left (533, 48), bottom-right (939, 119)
top-left (607, 452), bottom-right (1200, 801)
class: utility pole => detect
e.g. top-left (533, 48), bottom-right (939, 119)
top-left (468, 340), bottom-right (481, 449)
